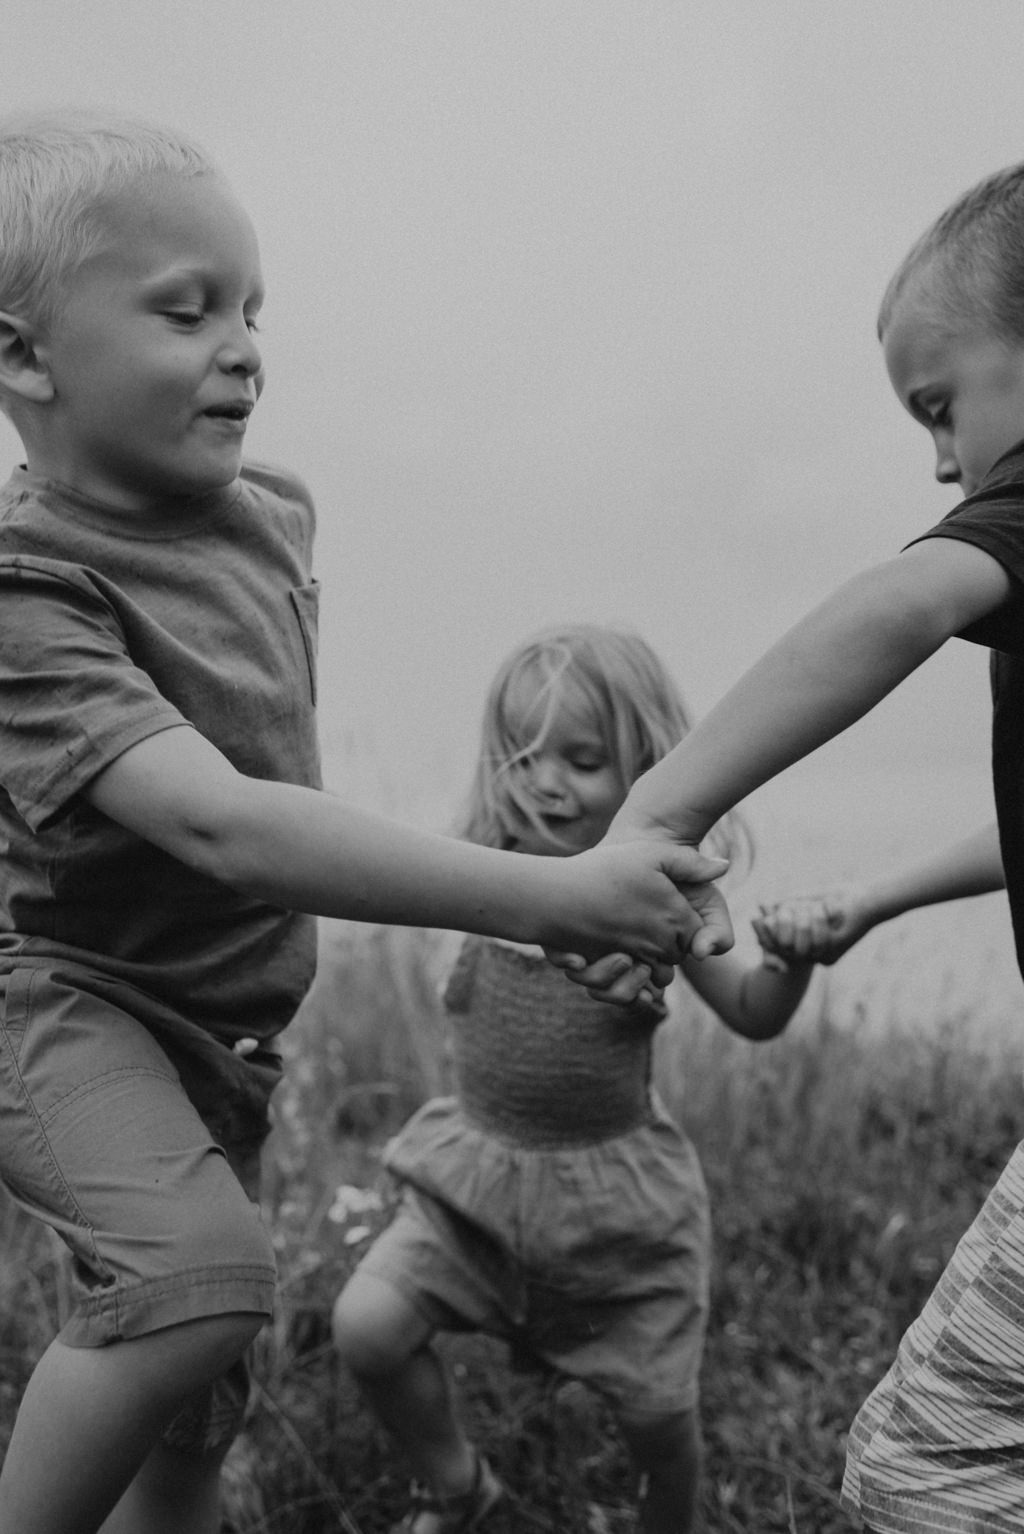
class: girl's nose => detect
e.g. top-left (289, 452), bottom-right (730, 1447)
top-left (529, 757), bottom-right (567, 801)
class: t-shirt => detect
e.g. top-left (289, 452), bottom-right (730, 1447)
top-left (911, 440), bottom-right (1024, 979)
top-left (0, 461), bottom-right (321, 1048)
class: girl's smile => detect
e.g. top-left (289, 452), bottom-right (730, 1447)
top-left (508, 711), bottom-right (626, 857)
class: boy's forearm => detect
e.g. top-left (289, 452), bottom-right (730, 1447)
top-left (206, 777), bottom-right (561, 939)
top-left (84, 725), bottom-right (731, 961)
top-left (86, 728), bottom-right (560, 942)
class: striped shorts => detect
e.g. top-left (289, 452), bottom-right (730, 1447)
top-left (842, 1140), bottom-right (1024, 1533)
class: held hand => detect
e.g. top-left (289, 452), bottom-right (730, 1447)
top-left (753, 886), bottom-right (872, 966)
top-left (570, 839), bottom-right (733, 964)
top-left (544, 951), bottom-right (672, 1008)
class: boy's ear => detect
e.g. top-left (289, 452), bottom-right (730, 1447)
top-left (0, 312), bottom-right (55, 402)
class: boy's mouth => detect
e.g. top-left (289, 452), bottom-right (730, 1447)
top-left (202, 401), bottom-right (254, 422)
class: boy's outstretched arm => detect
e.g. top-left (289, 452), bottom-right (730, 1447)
top-left (549, 537), bottom-right (1008, 997)
top-left (754, 821), bottom-right (1005, 966)
top-left (82, 725), bottom-right (734, 965)
top-left (611, 538), bottom-right (1010, 847)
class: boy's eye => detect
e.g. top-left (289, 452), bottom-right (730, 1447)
top-left (164, 309), bottom-right (203, 327)
top-left (926, 401), bottom-right (950, 429)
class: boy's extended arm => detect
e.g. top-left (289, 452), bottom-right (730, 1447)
top-left (81, 723), bottom-right (733, 963)
top-left (754, 821), bottom-right (1005, 966)
top-left (548, 537), bottom-right (1008, 999)
top-left (613, 539), bottom-right (1010, 846)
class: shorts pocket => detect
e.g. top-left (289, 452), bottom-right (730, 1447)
top-left (0, 966), bottom-right (38, 1060)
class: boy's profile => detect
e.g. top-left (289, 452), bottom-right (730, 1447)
top-left (0, 111), bottom-right (728, 1534)
top-left (560, 160), bottom-right (1024, 1531)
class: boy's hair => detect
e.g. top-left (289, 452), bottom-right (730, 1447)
top-left (0, 108), bottom-right (218, 330)
top-left (879, 161), bottom-right (1024, 343)
top-left (458, 621), bottom-right (752, 869)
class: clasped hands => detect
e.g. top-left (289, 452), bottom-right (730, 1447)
top-left (552, 839), bottom-right (856, 1008)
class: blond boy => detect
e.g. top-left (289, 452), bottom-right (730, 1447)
top-left (0, 111), bottom-right (728, 1534)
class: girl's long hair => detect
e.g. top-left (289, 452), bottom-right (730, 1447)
top-left (456, 623), bottom-right (752, 873)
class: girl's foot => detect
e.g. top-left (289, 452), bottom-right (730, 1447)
top-left (391, 1453), bottom-right (503, 1534)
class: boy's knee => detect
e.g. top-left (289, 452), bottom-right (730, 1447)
top-left (197, 1308), bottom-right (266, 1361)
top-left (150, 1310), bottom-right (265, 1386)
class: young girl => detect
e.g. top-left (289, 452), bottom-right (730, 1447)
top-left (332, 624), bottom-right (817, 1534)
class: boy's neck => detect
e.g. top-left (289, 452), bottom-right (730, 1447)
top-left (11, 460), bottom-right (241, 527)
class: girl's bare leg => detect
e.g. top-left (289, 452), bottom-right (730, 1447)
top-left (333, 1271), bottom-right (477, 1494)
top-left (619, 1407), bottom-right (702, 1534)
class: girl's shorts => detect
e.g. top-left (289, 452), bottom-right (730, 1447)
top-left (356, 1097), bottom-right (711, 1419)
top-left (0, 961), bottom-right (279, 1452)
top-left (843, 1139), bottom-right (1024, 1533)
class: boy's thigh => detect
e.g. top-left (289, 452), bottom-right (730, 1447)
top-left (843, 1139), bottom-right (1024, 1533)
top-left (0, 963), bottom-right (276, 1347)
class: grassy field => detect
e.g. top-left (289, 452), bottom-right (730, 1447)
top-left (1, 919), bottom-right (1022, 1533)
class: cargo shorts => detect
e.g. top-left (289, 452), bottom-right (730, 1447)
top-left (0, 961), bottom-right (279, 1452)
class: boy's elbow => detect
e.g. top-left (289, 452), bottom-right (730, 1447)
top-left (157, 783), bottom-right (271, 893)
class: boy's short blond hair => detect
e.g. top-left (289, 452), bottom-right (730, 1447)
top-left (0, 108), bottom-right (218, 330)
top-left (879, 161), bottom-right (1024, 344)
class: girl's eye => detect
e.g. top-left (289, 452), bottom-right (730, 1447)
top-left (927, 402), bottom-right (950, 429)
top-left (245, 317), bottom-right (262, 334)
top-left (570, 757), bottom-right (605, 773)
top-left (164, 309), bottom-right (203, 327)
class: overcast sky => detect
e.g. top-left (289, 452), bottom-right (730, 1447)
top-left (3, 3), bottom-right (1020, 894)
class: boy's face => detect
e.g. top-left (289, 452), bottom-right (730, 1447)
top-left (35, 171), bottom-right (264, 510)
top-left (883, 271), bottom-right (1024, 498)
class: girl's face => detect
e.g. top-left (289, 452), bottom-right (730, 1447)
top-left (883, 268), bottom-right (1024, 498)
top-left (506, 694), bottom-right (627, 857)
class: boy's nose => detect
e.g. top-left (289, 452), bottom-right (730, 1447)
top-left (220, 321), bottom-right (262, 378)
top-left (934, 443), bottom-right (960, 485)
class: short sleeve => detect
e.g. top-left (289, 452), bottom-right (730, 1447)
top-left (908, 488), bottom-right (1024, 653)
top-left (0, 560), bottom-right (187, 828)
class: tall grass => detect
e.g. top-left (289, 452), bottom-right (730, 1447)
top-left (0, 921), bottom-right (1021, 1532)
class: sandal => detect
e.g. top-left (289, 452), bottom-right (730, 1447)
top-left (390, 1453), bottom-right (504, 1534)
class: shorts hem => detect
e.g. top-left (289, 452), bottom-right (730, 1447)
top-left (354, 1251), bottom-right (470, 1335)
top-left (58, 1262), bottom-right (275, 1347)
